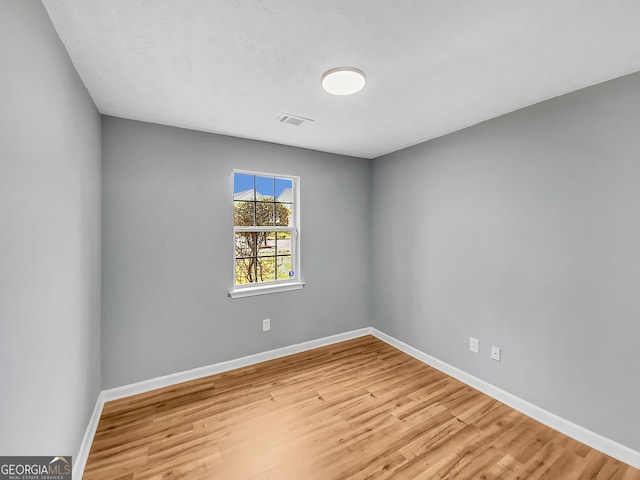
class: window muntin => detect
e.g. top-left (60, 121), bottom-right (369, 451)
top-left (233, 172), bottom-right (298, 287)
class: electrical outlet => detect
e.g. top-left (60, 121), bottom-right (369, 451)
top-left (491, 346), bottom-right (501, 362)
top-left (262, 318), bottom-right (271, 332)
top-left (469, 337), bottom-right (479, 354)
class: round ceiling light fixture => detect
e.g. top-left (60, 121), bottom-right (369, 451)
top-left (321, 67), bottom-right (366, 95)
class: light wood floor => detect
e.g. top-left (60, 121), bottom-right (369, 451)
top-left (83, 336), bottom-right (640, 479)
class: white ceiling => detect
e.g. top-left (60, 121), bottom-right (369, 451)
top-left (42, 0), bottom-right (640, 159)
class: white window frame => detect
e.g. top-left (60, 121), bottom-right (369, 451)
top-left (228, 169), bottom-right (304, 298)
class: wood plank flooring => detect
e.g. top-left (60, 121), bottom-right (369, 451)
top-left (83, 336), bottom-right (640, 479)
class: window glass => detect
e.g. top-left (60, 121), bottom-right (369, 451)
top-left (233, 171), bottom-right (299, 287)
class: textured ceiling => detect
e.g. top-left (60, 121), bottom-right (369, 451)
top-left (42, 0), bottom-right (640, 159)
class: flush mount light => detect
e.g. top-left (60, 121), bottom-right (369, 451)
top-left (321, 67), bottom-right (366, 95)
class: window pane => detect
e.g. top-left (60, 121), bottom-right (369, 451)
top-left (256, 256), bottom-right (276, 282)
top-left (256, 202), bottom-right (275, 226)
top-left (275, 203), bottom-right (293, 226)
top-left (277, 256), bottom-right (293, 280)
top-left (255, 176), bottom-right (274, 200)
top-left (234, 174), bottom-right (254, 201)
top-left (276, 178), bottom-right (293, 202)
top-left (235, 232), bottom-right (258, 258)
top-left (234, 201), bottom-right (255, 226)
top-left (257, 232), bottom-right (276, 257)
top-left (233, 172), bottom-right (298, 290)
top-left (276, 232), bottom-right (291, 255)
top-left (235, 258), bottom-right (255, 285)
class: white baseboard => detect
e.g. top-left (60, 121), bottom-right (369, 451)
top-left (74, 326), bottom-right (639, 478)
top-left (73, 327), bottom-right (372, 478)
top-left (101, 327), bottom-right (372, 402)
top-left (370, 328), bottom-right (640, 470)
top-left (73, 391), bottom-right (105, 479)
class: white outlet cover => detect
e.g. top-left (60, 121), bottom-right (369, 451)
top-left (491, 346), bottom-right (501, 362)
top-left (262, 318), bottom-right (271, 331)
top-left (469, 337), bottom-right (479, 354)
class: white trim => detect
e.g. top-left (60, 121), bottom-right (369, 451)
top-left (73, 328), bottom-right (371, 478)
top-left (74, 326), bottom-right (639, 477)
top-left (228, 281), bottom-right (305, 298)
top-left (234, 226), bottom-right (294, 233)
top-left (369, 328), bottom-right (640, 470)
top-left (102, 327), bottom-right (370, 402)
top-left (232, 170), bottom-right (302, 289)
top-left (73, 391), bottom-right (106, 479)
top-left (233, 168), bottom-right (298, 179)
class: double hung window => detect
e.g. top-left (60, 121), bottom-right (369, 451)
top-left (230, 170), bottom-right (303, 297)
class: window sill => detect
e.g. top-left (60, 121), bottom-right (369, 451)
top-left (228, 281), bottom-right (305, 299)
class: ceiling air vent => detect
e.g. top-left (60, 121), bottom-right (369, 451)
top-left (277, 113), bottom-right (314, 127)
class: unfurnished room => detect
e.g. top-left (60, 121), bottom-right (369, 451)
top-left (1, 1), bottom-right (640, 478)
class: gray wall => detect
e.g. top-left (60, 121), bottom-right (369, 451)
top-left (101, 117), bottom-right (371, 388)
top-left (3, 0), bottom-right (637, 457)
top-left (0, 0), bottom-right (101, 458)
top-left (372, 72), bottom-right (640, 451)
